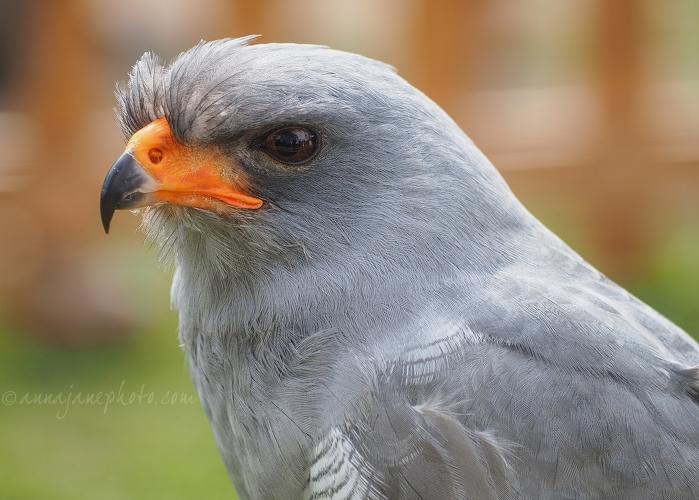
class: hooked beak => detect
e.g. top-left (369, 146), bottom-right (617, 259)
top-left (100, 152), bottom-right (158, 233)
top-left (100, 118), bottom-right (263, 233)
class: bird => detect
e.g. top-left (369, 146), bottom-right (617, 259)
top-left (100, 36), bottom-right (699, 499)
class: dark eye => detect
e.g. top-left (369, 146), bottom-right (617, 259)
top-left (262, 127), bottom-right (317, 164)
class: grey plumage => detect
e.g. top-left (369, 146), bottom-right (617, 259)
top-left (105, 37), bottom-right (699, 499)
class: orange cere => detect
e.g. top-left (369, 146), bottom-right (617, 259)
top-left (126, 118), bottom-right (263, 212)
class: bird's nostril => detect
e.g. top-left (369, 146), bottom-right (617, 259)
top-left (148, 148), bottom-right (164, 164)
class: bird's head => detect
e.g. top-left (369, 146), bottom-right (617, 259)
top-left (101, 37), bottom-right (529, 331)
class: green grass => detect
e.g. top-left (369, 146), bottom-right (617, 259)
top-left (0, 244), bottom-right (236, 499)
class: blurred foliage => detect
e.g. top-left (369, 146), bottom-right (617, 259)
top-left (633, 219), bottom-right (699, 340)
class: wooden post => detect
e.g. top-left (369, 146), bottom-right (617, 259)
top-left (587, 0), bottom-right (653, 279)
top-left (405, 0), bottom-right (491, 113)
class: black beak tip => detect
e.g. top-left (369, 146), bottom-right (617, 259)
top-left (100, 175), bottom-right (120, 234)
top-left (100, 198), bottom-right (114, 234)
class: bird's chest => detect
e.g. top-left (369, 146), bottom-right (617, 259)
top-left (185, 333), bottom-right (313, 500)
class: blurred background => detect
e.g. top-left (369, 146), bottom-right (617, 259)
top-left (0, 0), bottom-right (697, 497)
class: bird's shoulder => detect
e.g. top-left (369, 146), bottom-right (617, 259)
top-left (300, 247), bottom-right (699, 499)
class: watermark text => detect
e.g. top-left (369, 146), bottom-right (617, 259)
top-left (2, 381), bottom-right (198, 419)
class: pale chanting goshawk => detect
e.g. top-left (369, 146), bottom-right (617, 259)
top-left (101, 37), bottom-right (699, 499)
